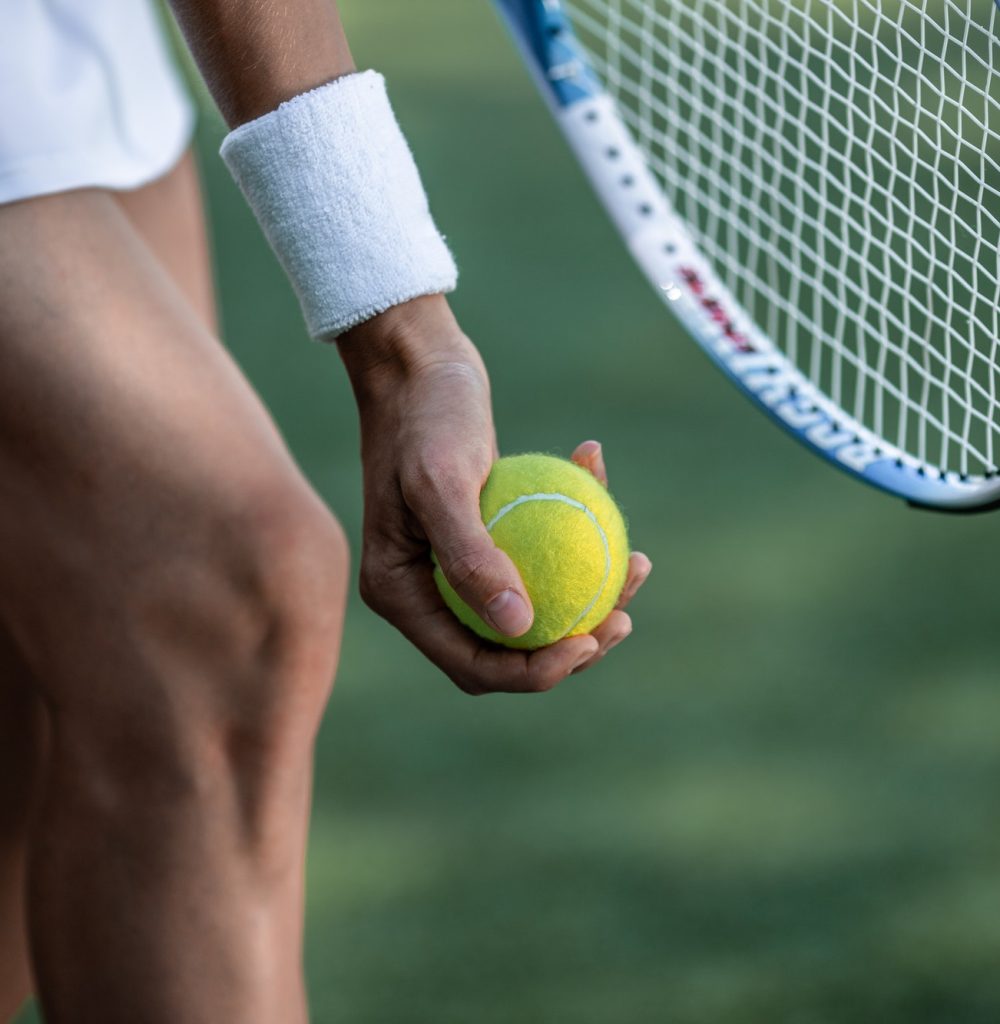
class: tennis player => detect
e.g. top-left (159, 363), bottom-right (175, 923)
top-left (0, 1), bottom-right (651, 1019)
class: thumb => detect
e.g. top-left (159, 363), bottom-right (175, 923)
top-left (422, 492), bottom-right (534, 638)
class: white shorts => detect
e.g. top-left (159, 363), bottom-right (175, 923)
top-left (0, 0), bottom-right (196, 205)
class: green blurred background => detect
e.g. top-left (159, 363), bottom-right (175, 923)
top-left (20, 2), bottom-right (1000, 1021)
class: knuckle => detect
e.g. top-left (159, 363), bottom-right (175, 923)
top-left (442, 548), bottom-right (494, 595)
top-left (358, 563), bottom-right (388, 613)
top-left (403, 441), bottom-right (490, 515)
top-left (453, 676), bottom-right (487, 697)
top-left (526, 664), bottom-right (564, 693)
top-left (406, 446), bottom-right (465, 499)
top-left (357, 549), bottom-right (411, 616)
top-left (449, 658), bottom-right (493, 697)
top-left (357, 574), bottom-right (378, 613)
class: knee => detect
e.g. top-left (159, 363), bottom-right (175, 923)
top-left (147, 476), bottom-right (349, 685)
top-left (57, 478), bottom-right (350, 809)
top-left (207, 480), bottom-right (351, 693)
top-left (220, 482), bottom-right (351, 737)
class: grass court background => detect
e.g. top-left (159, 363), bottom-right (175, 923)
top-left (20, 2), bottom-right (1000, 1021)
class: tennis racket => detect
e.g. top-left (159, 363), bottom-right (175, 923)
top-left (494, 0), bottom-right (1000, 512)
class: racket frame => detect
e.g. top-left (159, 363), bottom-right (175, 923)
top-left (494, 0), bottom-right (1000, 512)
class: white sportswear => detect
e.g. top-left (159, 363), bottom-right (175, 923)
top-left (220, 71), bottom-right (458, 339)
top-left (0, 0), bottom-right (195, 205)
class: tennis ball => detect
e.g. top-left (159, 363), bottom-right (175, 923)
top-left (433, 453), bottom-right (630, 650)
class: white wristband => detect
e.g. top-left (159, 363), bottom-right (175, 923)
top-left (219, 70), bottom-right (458, 340)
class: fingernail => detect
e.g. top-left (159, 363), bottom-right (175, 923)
top-left (486, 590), bottom-right (533, 636)
top-left (579, 440), bottom-right (601, 456)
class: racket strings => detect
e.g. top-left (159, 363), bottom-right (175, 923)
top-left (564, 0), bottom-right (1000, 476)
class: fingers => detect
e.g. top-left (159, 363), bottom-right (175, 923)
top-left (373, 438), bottom-right (648, 694)
top-left (569, 444), bottom-right (654, 608)
top-left (571, 610), bottom-right (633, 674)
top-left (617, 551), bottom-right (653, 610)
top-left (523, 635), bottom-right (600, 691)
top-left (468, 632), bottom-right (599, 694)
top-left (571, 439), bottom-right (608, 486)
top-left (570, 552), bottom-right (651, 674)
top-left (415, 462), bottom-right (651, 688)
top-left (364, 556), bottom-right (598, 694)
top-left (403, 464), bottom-right (534, 640)
top-left (416, 550), bottom-right (649, 695)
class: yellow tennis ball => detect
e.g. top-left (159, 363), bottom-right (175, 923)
top-left (433, 453), bottom-right (630, 650)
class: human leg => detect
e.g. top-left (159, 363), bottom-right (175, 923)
top-left (0, 147), bottom-right (220, 1021)
top-left (0, 640), bottom-right (45, 1023)
top-left (0, 184), bottom-right (346, 1023)
top-left (0, 145), bottom-right (220, 1019)
top-left (112, 149), bottom-right (218, 330)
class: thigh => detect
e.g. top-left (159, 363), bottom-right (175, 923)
top-left (0, 155), bottom-right (264, 1009)
top-left (112, 149), bottom-right (217, 331)
top-left (0, 146), bottom-right (220, 800)
top-left (0, 636), bottom-right (43, 864)
top-left (0, 148), bottom-right (216, 693)
top-left (0, 185), bottom-right (324, 710)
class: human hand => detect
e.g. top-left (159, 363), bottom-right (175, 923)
top-left (337, 295), bottom-right (651, 694)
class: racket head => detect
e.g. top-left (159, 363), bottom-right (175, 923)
top-left (494, 0), bottom-right (1000, 512)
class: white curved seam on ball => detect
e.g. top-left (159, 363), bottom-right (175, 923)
top-left (485, 492), bottom-right (611, 639)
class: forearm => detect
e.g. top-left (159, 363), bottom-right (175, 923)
top-left (167, 0), bottom-right (356, 126)
top-left (174, 0), bottom-right (458, 345)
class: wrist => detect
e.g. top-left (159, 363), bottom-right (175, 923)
top-left (337, 295), bottom-right (470, 378)
top-left (220, 72), bottom-right (458, 340)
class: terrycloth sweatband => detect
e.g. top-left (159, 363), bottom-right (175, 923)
top-left (219, 70), bottom-right (458, 340)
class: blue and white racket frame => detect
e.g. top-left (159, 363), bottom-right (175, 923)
top-left (494, 0), bottom-right (1000, 513)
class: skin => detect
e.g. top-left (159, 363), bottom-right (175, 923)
top-left (0, 151), bottom-right (217, 1023)
top-left (0, 1), bottom-right (651, 1018)
top-left (0, 635), bottom-right (43, 1024)
top-left (0, 164), bottom-right (350, 1023)
top-left (337, 298), bottom-right (651, 693)
top-left (170, 0), bottom-right (653, 686)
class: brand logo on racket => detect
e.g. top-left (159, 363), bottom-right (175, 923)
top-left (678, 265), bottom-right (882, 473)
